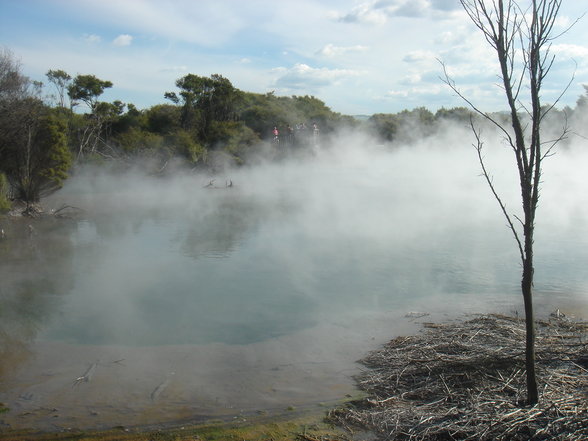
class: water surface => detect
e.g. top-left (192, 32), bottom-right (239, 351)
top-left (1, 136), bottom-right (587, 430)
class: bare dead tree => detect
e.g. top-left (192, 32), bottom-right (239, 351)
top-left (442, 0), bottom-right (576, 405)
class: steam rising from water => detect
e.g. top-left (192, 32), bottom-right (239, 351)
top-left (1, 122), bottom-right (587, 429)
top-left (39, 123), bottom-right (588, 344)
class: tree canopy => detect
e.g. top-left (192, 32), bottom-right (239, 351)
top-left (0, 45), bottom-right (586, 205)
top-left (68, 74), bottom-right (113, 111)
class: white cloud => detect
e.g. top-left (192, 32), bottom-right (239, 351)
top-left (337, 2), bottom-right (389, 24)
top-left (68, 0), bottom-right (245, 47)
top-left (84, 33), bottom-right (101, 44)
top-left (399, 72), bottom-right (422, 85)
top-left (385, 90), bottom-right (409, 98)
top-left (551, 44), bottom-right (588, 60)
top-left (554, 15), bottom-right (573, 28)
top-left (316, 43), bottom-right (369, 58)
top-left (382, 83), bottom-right (446, 107)
top-left (386, 84), bottom-right (443, 96)
top-left (272, 63), bottom-right (363, 91)
top-left (430, 0), bottom-right (462, 12)
top-left (113, 34), bottom-right (133, 46)
top-left (434, 29), bottom-right (468, 46)
top-left (334, 0), bottom-right (460, 24)
top-left (392, 0), bottom-right (431, 18)
top-left (5, 0), bottom-right (586, 115)
top-left (160, 65), bottom-right (188, 73)
top-left (402, 50), bottom-right (436, 63)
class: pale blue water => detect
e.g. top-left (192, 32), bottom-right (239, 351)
top-left (1, 140), bottom-right (587, 429)
top-left (3, 143), bottom-right (588, 347)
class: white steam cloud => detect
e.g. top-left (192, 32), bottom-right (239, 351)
top-left (4, 120), bottom-right (586, 429)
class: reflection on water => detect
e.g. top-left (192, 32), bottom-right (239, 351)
top-left (0, 220), bottom-right (76, 376)
top-left (1, 139), bottom-right (587, 430)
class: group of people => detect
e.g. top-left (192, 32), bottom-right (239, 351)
top-left (272, 122), bottom-right (319, 146)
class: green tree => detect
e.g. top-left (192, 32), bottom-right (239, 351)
top-left (0, 47), bottom-right (35, 160)
top-left (109, 103), bottom-right (145, 136)
top-left (3, 103), bottom-right (72, 202)
top-left (146, 104), bottom-right (181, 135)
top-left (66, 74), bottom-right (114, 160)
top-left (68, 74), bottom-right (113, 112)
top-left (238, 92), bottom-right (350, 142)
top-left (368, 113), bottom-right (399, 142)
top-left (113, 126), bottom-right (163, 155)
top-left (208, 121), bottom-right (259, 162)
top-left (394, 107), bottom-right (436, 140)
top-left (35, 112), bottom-right (72, 196)
top-left (167, 129), bottom-right (207, 164)
top-left (435, 106), bottom-right (474, 123)
top-left (165, 73), bottom-right (241, 143)
top-left (46, 69), bottom-right (72, 108)
top-left (0, 47), bottom-right (30, 103)
top-left (291, 95), bottom-right (345, 132)
top-left (575, 84), bottom-right (588, 109)
top-left (0, 49), bottom-right (71, 204)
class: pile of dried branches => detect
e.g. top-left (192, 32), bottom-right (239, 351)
top-left (329, 314), bottom-right (588, 440)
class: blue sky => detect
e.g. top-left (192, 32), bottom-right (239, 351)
top-left (1, 0), bottom-right (587, 115)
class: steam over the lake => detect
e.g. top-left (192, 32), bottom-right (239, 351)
top-left (1, 119), bottom-right (587, 430)
top-left (45, 120), bottom-right (588, 329)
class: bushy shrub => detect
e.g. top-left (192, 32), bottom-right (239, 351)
top-left (209, 121), bottom-right (260, 163)
top-left (114, 127), bottom-right (165, 155)
top-left (168, 129), bottom-right (207, 164)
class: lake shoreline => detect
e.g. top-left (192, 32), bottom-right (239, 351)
top-left (2, 312), bottom-right (586, 440)
top-left (0, 400), bottom-right (356, 441)
top-left (329, 313), bottom-right (588, 441)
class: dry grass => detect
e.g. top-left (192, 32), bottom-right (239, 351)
top-left (329, 314), bottom-right (588, 440)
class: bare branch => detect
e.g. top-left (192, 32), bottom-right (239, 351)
top-left (471, 119), bottom-right (525, 263)
top-left (438, 60), bottom-right (516, 150)
top-left (539, 61), bottom-right (577, 122)
top-left (541, 124), bottom-right (570, 160)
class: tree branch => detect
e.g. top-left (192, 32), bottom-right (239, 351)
top-left (471, 119), bottom-right (525, 264)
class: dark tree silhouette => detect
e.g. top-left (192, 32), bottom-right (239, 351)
top-left (443, 0), bottom-right (575, 405)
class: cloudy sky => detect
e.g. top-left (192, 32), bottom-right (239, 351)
top-left (1, 0), bottom-right (587, 115)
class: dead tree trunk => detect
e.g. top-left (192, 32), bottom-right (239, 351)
top-left (444, 0), bottom-right (573, 405)
top-left (522, 243), bottom-right (538, 404)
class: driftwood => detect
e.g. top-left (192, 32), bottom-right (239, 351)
top-left (5, 202), bottom-right (84, 219)
top-left (52, 203), bottom-right (84, 218)
top-left (329, 314), bottom-right (588, 440)
top-left (22, 204), bottom-right (44, 218)
top-left (203, 178), bottom-right (234, 189)
top-left (73, 361), bottom-right (98, 387)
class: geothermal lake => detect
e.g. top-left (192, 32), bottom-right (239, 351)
top-left (1, 135), bottom-right (587, 430)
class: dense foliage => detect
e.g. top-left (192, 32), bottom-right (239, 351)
top-left (0, 46), bottom-right (586, 204)
top-left (0, 49), bottom-right (72, 204)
